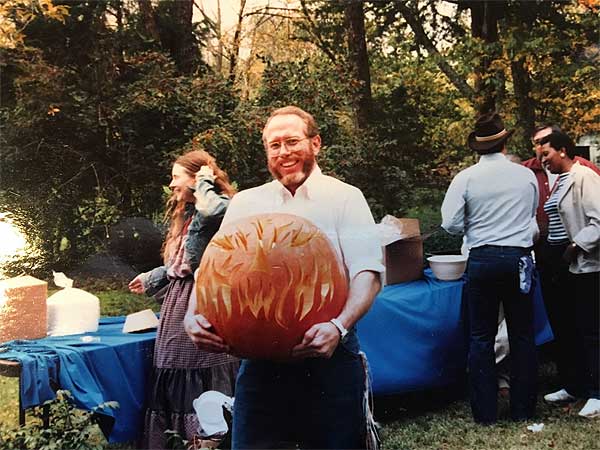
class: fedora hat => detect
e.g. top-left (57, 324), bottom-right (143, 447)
top-left (467, 112), bottom-right (514, 152)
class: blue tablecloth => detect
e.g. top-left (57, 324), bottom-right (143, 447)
top-left (0, 274), bottom-right (553, 439)
top-left (357, 270), bottom-right (553, 395)
top-left (0, 317), bottom-right (155, 443)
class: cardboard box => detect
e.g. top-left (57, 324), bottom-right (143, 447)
top-left (382, 218), bottom-right (424, 285)
top-left (0, 275), bottom-right (48, 342)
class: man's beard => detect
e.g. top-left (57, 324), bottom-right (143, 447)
top-left (269, 156), bottom-right (316, 189)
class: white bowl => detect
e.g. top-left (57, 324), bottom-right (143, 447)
top-left (427, 255), bottom-right (468, 281)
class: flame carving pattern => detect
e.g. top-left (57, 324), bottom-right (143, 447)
top-left (195, 213), bottom-right (348, 359)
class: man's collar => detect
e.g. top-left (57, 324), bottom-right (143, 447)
top-left (271, 165), bottom-right (323, 201)
top-left (478, 152), bottom-right (507, 163)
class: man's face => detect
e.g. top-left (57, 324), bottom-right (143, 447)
top-left (263, 114), bottom-right (321, 193)
top-left (532, 127), bottom-right (552, 161)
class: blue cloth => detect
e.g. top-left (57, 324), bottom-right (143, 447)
top-left (357, 270), bottom-right (553, 396)
top-left (0, 317), bottom-right (155, 443)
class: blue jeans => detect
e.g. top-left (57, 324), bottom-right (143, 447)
top-left (232, 331), bottom-right (366, 449)
top-left (466, 246), bottom-right (537, 423)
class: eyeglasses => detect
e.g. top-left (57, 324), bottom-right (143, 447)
top-left (266, 137), bottom-right (310, 156)
top-left (532, 139), bottom-right (542, 146)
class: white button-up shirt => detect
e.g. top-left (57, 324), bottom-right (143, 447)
top-left (441, 153), bottom-right (539, 250)
top-left (222, 166), bottom-right (384, 280)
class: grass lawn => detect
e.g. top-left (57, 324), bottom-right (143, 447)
top-left (1, 279), bottom-right (598, 449)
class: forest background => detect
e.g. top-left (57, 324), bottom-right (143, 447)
top-left (0, 0), bottom-right (598, 276)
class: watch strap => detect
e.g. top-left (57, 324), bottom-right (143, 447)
top-left (329, 318), bottom-right (348, 339)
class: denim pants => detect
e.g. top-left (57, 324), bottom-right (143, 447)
top-left (466, 246), bottom-right (537, 423)
top-left (231, 331), bottom-right (366, 449)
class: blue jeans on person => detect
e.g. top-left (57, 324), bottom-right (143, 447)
top-left (231, 330), bottom-right (366, 449)
top-left (466, 245), bottom-right (537, 423)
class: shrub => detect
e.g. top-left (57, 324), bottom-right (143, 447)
top-left (0, 390), bottom-right (117, 450)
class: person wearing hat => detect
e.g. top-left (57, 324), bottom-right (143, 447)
top-left (442, 112), bottom-right (540, 424)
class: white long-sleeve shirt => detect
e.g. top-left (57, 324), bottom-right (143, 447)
top-left (441, 153), bottom-right (539, 250)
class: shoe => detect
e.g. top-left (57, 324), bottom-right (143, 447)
top-left (543, 388), bottom-right (576, 403)
top-left (578, 399), bottom-right (600, 418)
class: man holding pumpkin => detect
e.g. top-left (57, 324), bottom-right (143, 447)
top-left (184, 106), bottom-right (384, 449)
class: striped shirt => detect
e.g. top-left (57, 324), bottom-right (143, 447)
top-left (544, 172), bottom-right (570, 244)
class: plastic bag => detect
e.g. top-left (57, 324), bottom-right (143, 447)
top-left (47, 271), bottom-right (100, 336)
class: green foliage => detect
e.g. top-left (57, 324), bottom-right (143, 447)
top-left (0, 390), bottom-right (117, 450)
top-left (2, 0), bottom-right (598, 275)
top-left (404, 189), bottom-right (463, 256)
top-left (97, 289), bottom-right (158, 317)
top-left (0, 1), bottom-right (240, 276)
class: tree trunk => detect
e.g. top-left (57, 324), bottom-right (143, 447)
top-left (511, 58), bottom-right (536, 140)
top-left (344, 0), bottom-right (372, 129)
top-left (161, 0), bottom-right (198, 75)
top-left (229, 0), bottom-right (247, 85)
top-left (216, 0), bottom-right (223, 74)
top-left (468, 0), bottom-right (504, 114)
top-left (505, 2), bottom-right (537, 142)
top-left (137, 0), bottom-right (161, 42)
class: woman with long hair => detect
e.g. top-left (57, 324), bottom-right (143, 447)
top-left (539, 131), bottom-right (600, 419)
top-left (128, 149), bottom-right (239, 448)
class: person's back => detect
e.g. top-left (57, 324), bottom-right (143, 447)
top-left (461, 155), bottom-right (537, 247)
top-left (442, 112), bottom-right (538, 424)
top-left (443, 153), bottom-right (538, 251)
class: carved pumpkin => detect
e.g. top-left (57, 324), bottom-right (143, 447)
top-left (195, 213), bottom-right (348, 359)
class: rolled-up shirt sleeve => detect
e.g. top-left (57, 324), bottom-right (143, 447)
top-left (441, 172), bottom-right (468, 235)
top-left (337, 187), bottom-right (385, 281)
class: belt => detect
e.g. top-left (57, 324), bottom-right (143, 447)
top-left (471, 245), bottom-right (532, 251)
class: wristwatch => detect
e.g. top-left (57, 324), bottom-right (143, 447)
top-left (330, 318), bottom-right (349, 342)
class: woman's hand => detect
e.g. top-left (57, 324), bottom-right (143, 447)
top-left (184, 312), bottom-right (230, 354)
top-left (196, 165), bottom-right (215, 183)
top-left (562, 243), bottom-right (581, 264)
top-left (128, 275), bottom-right (145, 294)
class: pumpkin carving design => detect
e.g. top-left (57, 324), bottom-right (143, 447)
top-left (195, 213), bottom-right (348, 359)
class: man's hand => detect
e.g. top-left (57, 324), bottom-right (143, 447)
top-left (184, 313), bottom-right (230, 354)
top-left (128, 275), bottom-right (145, 294)
top-left (291, 322), bottom-right (341, 359)
top-left (563, 243), bottom-right (580, 264)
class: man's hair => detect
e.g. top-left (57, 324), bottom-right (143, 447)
top-left (539, 131), bottom-right (576, 159)
top-left (263, 106), bottom-right (320, 142)
top-left (478, 140), bottom-right (506, 155)
top-left (531, 123), bottom-right (562, 138)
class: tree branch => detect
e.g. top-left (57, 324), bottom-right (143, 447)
top-left (299, 0), bottom-right (338, 64)
top-left (396, 1), bottom-right (475, 101)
